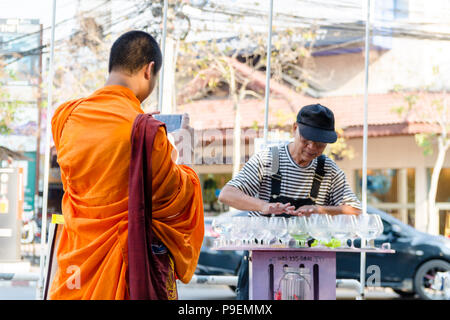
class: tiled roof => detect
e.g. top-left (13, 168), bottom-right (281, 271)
top-left (177, 58), bottom-right (448, 138)
top-left (178, 92), bottom-right (447, 138)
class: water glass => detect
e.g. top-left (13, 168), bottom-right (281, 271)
top-left (268, 216), bottom-right (288, 245)
top-left (229, 217), bottom-right (246, 246)
top-left (332, 214), bottom-right (357, 248)
top-left (287, 216), bottom-right (309, 247)
top-left (212, 216), bottom-right (231, 247)
top-left (355, 214), bottom-right (383, 248)
top-left (252, 216), bottom-right (270, 246)
top-left (306, 214), bottom-right (332, 246)
top-left (241, 216), bottom-right (256, 246)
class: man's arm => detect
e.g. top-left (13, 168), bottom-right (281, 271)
top-left (294, 204), bottom-right (361, 216)
top-left (219, 185), bottom-right (295, 215)
top-left (293, 163), bottom-right (362, 216)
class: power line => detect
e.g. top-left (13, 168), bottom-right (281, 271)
top-left (208, 0), bottom-right (450, 23)
top-left (2, 0), bottom-right (448, 49)
top-left (2, 0), bottom-right (450, 67)
top-left (200, 1), bottom-right (450, 41)
top-left (0, 1), bottom-right (147, 62)
top-left (0, 0), bottom-right (111, 46)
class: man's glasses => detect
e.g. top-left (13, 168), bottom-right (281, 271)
top-left (298, 135), bottom-right (327, 149)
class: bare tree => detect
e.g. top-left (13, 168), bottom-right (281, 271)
top-left (0, 59), bottom-right (26, 135)
top-left (176, 23), bottom-right (353, 174)
top-left (392, 69), bottom-right (449, 234)
top-left (177, 36), bottom-right (264, 176)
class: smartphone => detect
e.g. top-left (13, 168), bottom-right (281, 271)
top-left (153, 114), bottom-right (183, 133)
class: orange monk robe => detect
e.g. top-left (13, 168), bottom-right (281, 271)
top-left (49, 85), bottom-right (204, 300)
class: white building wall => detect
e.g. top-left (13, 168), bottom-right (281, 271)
top-left (308, 38), bottom-right (450, 97)
top-left (336, 135), bottom-right (450, 233)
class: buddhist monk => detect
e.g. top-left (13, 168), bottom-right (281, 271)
top-left (49, 30), bottom-right (204, 300)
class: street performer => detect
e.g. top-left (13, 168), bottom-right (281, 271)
top-left (49, 30), bottom-right (204, 300)
top-left (219, 103), bottom-right (361, 299)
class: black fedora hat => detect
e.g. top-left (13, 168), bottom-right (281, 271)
top-left (296, 104), bottom-right (337, 143)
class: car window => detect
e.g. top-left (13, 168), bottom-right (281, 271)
top-left (382, 219), bottom-right (392, 235)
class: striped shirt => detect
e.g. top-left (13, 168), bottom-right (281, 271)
top-left (226, 142), bottom-right (361, 216)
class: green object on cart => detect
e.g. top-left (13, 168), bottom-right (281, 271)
top-left (311, 238), bottom-right (341, 248)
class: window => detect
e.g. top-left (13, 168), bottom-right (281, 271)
top-left (428, 168), bottom-right (450, 236)
top-left (355, 169), bottom-right (398, 203)
top-left (429, 168), bottom-right (450, 203)
top-left (200, 173), bottom-right (232, 214)
top-left (355, 168), bottom-right (415, 225)
top-left (381, 219), bottom-right (392, 236)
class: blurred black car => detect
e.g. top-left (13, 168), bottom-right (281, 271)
top-left (196, 208), bottom-right (450, 300)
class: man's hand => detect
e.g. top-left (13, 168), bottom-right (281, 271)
top-left (293, 205), bottom-right (322, 216)
top-left (293, 205), bottom-right (361, 216)
top-left (261, 202), bottom-right (295, 215)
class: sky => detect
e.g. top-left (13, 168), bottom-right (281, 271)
top-left (1, 0), bottom-right (449, 38)
top-left (0, 0), bottom-right (57, 25)
top-left (0, 0), bottom-right (365, 29)
top-left (0, 0), bottom-right (93, 30)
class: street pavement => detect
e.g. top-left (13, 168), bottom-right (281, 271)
top-left (0, 282), bottom-right (36, 300)
top-left (0, 259), bottom-right (412, 301)
top-left (0, 280), bottom-right (410, 300)
top-left (177, 283), bottom-right (409, 300)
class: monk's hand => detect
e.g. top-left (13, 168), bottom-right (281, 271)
top-left (293, 205), bottom-right (322, 217)
top-left (171, 113), bottom-right (194, 165)
top-left (148, 110), bottom-right (160, 116)
top-left (261, 202), bottom-right (295, 216)
top-left (167, 132), bottom-right (179, 163)
top-left (180, 113), bottom-right (190, 130)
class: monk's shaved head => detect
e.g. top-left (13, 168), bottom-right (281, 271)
top-left (108, 30), bottom-right (162, 75)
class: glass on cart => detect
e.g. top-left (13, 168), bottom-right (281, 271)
top-left (306, 214), bottom-right (333, 247)
top-left (212, 216), bottom-right (232, 247)
top-left (241, 216), bottom-right (256, 246)
top-left (287, 216), bottom-right (309, 247)
top-left (229, 216), bottom-right (246, 246)
top-left (331, 214), bottom-right (357, 248)
top-left (268, 216), bottom-right (288, 246)
top-left (355, 214), bottom-right (384, 249)
top-left (251, 216), bottom-right (270, 246)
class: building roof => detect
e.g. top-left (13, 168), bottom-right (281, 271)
top-left (177, 58), bottom-right (448, 138)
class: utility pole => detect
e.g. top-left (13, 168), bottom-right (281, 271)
top-left (35, 23), bottom-right (43, 221)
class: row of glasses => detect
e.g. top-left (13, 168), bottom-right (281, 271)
top-left (212, 215), bottom-right (290, 247)
top-left (251, 216), bottom-right (288, 246)
top-left (310, 213), bottom-right (384, 248)
top-left (212, 213), bottom-right (384, 249)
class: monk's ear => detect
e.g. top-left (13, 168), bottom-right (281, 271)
top-left (144, 61), bottom-right (155, 80)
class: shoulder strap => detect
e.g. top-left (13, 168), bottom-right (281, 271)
top-left (309, 155), bottom-right (326, 203)
top-left (270, 146), bottom-right (279, 176)
top-left (270, 146), bottom-right (282, 199)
